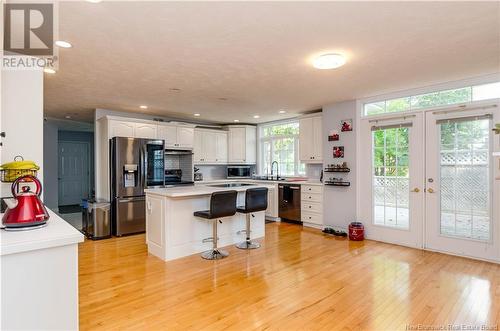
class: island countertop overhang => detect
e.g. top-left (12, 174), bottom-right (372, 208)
top-left (145, 183), bottom-right (275, 198)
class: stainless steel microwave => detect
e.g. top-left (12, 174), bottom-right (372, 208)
top-left (227, 166), bottom-right (252, 179)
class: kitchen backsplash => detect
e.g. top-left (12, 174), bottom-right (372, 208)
top-left (306, 164), bottom-right (323, 181)
top-left (196, 165), bottom-right (227, 180)
top-left (165, 155), bottom-right (193, 181)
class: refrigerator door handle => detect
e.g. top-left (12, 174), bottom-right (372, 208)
top-left (140, 144), bottom-right (146, 189)
top-left (117, 197), bottom-right (146, 203)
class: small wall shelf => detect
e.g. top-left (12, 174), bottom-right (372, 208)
top-left (324, 181), bottom-right (351, 187)
top-left (324, 168), bottom-right (350, 173)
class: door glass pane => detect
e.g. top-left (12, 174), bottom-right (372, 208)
top-left (439, 119), bottom-right (490, 241)
top-left (146, 144), bottom-right (164, 187)
top-left (372, 127), bottom-right (410, 229)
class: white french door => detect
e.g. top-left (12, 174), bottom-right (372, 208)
top-left (360, 104), bottom-right (499, 261)
top-left (359, 113), bottom-right (424, 248)
top-left (425, 107), bottom-right (499, 261)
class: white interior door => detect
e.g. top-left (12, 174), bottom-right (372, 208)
top-left (424, 107), bottom-right (499, 261)
top-left (359, 113), bottom-right (424, 248)
top-left (58, 141), bottom-right (90, 206)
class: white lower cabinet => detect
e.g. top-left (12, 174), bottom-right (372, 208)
top-left (301, 185), bottom-right (324, 227)
top-left (146, 194), bottom-right (165, 252)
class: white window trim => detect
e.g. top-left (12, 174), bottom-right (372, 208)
top-left (359, 73), bottom-right (500, 118)
top-left (257, 119), bottom-right (304, 177)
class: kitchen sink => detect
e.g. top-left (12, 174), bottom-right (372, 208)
top-left (208, 183), bottom-right (255, 188)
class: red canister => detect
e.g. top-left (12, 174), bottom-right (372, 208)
top-left (348, 222), bottom-right (364, 241)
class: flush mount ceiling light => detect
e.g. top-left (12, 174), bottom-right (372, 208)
top-left (55, 40), bottom-right (72, 48)
top-left (253, 115), bottom-right (260, 119)
top-left (139, 105), bottom-right (148, 109)
top-left (194, 113), bottom-right (201, 117)
top-left (312, 53), bottom-right (346, 69)
top-left (86, 0), bottom-right (103, 3)
top-left (43, 68), bottom-right (56, 74)
top-left (233, 120), bottom-right (240, 122)
top-left (279, 110), bottom-right (287, 114)
top-left (65, 115), bottom-right (72, 119)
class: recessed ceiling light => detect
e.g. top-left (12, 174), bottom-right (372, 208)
top-left (43, 68), bottom-right (56, 74)
top-left (218, 97), bottom-right (227, 101)
top-left (279, 110), bottom-right (286, 114)
top-left (169, 88), bottom-right (181, 92)
top-left (253, 115), bottom-right (260, 119)
top-left (194, 113), bottom-right (201, 117)
top-left (86, 0), bottom-right (102, 3)
top-left (55, 40), bottom-right (72, 48)
top-left (65, 115), bottom-right (72, 119)
top-left (233, 120), bottom-right (240, 122)
top-left (139, 105), bottom-right (148, 109)
top-left (312, 53), bottom-right (346, 69)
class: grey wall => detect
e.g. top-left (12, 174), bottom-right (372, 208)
top-left (322, 101), bottom-right (357, 230)
top-left (43, 121), bottom-right (59, 209)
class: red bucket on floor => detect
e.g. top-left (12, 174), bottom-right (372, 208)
top-left (348, 222), bottom-right (364, 241)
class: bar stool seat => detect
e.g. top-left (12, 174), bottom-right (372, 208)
top-left (236, 187), bottom-right (268, 250)
top-left (194, 190), bottom-right (237, 260)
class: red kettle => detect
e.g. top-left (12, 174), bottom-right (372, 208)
top-left (2, 175), bottom-right (50, 229)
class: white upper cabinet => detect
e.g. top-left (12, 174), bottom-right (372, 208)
top-left (176, 126), bottom-right (195, 148)
top-left (227, 126), bottom-right (256, 164)
top-left (228, 127), bottom-right (246, 163)
top-left (299, 115), bottom-right (323, 163)
top-left (193, 130), bottom-right (204, 163)
top-left (135, 123), bottom-right (158, 139)
top-left (108, 120), bottom-right (158, 139)
top-left (157, 124), bottom-right (194, 149)
top-left (158, 125), bottom-right (177, 147)
top-left (109, 120), bottom-right (135, 138)
top-left (215, 131), bottom-right (228, 163)
top-left (193, 129), bottom-right (227, 164)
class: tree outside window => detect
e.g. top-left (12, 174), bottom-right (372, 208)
top-left (259, 121), bottom-right (305, 177)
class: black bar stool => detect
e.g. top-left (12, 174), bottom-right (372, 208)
top-left (194, 190), bottom-right (238, 260)
top-left (236, 187), bottom-right (268, 249)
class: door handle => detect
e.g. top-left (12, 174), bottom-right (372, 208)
top-left (411, 188), bottom-right (420, 193)
top-left (427, 188), bottom-right (435, 194)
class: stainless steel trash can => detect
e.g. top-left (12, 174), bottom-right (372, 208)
top-left (82, 200), bottom-right (111, 240)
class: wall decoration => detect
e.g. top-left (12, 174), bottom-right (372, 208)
top-left (333, 146), bottom-right (344, 158)
top-left (328, 130), bottom-right (340, 141)
top-left (341, 119), bottom-right (353, 132)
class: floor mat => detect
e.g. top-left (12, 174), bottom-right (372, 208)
top-left (59, 204), bottom-right (82, 214)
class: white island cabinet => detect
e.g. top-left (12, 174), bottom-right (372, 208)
top-left (145, 184), bottom-right (273, 261)
top-left (0, 209), bottom-right (84, 331)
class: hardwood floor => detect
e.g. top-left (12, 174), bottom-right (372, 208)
top-left (79, 222), bottom-right (500, 330)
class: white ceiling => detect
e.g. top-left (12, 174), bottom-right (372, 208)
top-left (44, 1), bottom-right (500, 124)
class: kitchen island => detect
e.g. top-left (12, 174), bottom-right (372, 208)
top-left (144, 183), bottom-right (274, 261)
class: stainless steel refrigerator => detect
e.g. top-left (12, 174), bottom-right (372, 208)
top-left (110, 137), bottom-right (165, 236)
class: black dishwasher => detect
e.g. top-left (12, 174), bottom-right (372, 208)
top-left (278, 184), bottom-right (301, 223)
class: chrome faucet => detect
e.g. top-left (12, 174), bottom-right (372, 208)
top-left (271, 161), bottom-right (279, 181)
